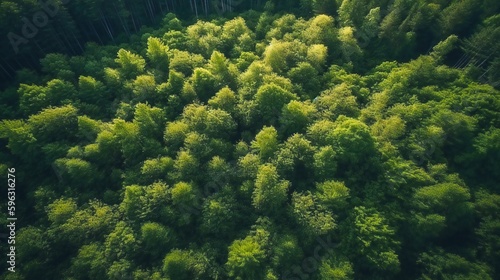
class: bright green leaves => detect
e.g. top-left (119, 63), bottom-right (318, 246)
top-left (41, 53), bottom-right (74, 81)
top-left (287, 62), bottom-right (321, 99)
top-left (186, 20), bottom-right (223, 57)
top-left (191, 67), bottom-right (220, 102)
top-left (413, 183), bottom-right (473, 235)
top-left (53, 158), bottom-right (97, 189)
top-left (308, 116), bottom-right (379, 182)
top-left (274, 134), bottom-right (315, 185)
top-left (18, 80), bottom-right (77, 116)
top-left (330, 117), bottom-right (378, 174)
top-left (251, 126), bottom-right (279, 161)
top-left (130, 74), bottom-right (157, 102)
top-left (169, 49), bottom-right (206, 77)
top-left (18, 84), bottom-right (47, 116)
top-left (48, 200), bottom-right (117, 248)
top-left (77, 76), bottom-right (108, 104)
top-left (263, 39), bottom-right (308, 74)
top-left (417, 249), bottom-right (493, 280)
top-left (208, 87), bottom-right (237, 114)
top-left (226, 235), bottom-right (266, 280)
top-left (280, 100), bottom-right (317, 136)
top-left (28, 105), bottom-right (78, 142)
top-left (0, 119), bottom-right (36, 158)
top-left (338, 26), bottom-right (362, 64)
top-left (406, 125), bottom-right (446, 165)
top-left (113, 119), bottom-right (143, 166)
top-left (120, 182), bottom-right (169, 222)
top-left (109, 105), bottom-right (166, 166)
top-left (221, 17), bottom-right (255, 56)
top-left (3, 6), bottom-right (500, 280)
top-left (208, 51), bottom-right (238, 90)
top-left (146, 37), bottom-right (170, 72)
top-left (315, 180), bottom-right (350, 210)
top-left (307, 44), bottom-right (328, 73)
top-left (47, 198), bottom-right (77, 225)
top-left (141, 156), bottom-right (174, 183)
top-left (140, 222), bottom-right (176, 260)
top-left (303, 14), bottom-right (337, 48)
top-left (171, 182), bottom-right (198, 208)
top-left (371, 115), bottom-right (406, 141)
top-left (105, 221), bottom-right (138, 261)
top-left (200, 192), bottom-right (239, 238)
top-left (255, 83), bottom-right (298, 126)
top-left (432, 109), bottom-right (477, 138)
top-left (315, 83), bottom-right (360, 120)
top-left (120, 185), bottom-right (144, 221)
top-left (318, 256), bottom-right (354, 280)
top-left (291, 191), bottom-right (336, 236)
top-left (163, 250), bottom-right (204, 280)
top-left (312, 146), bottom-right (337, 181)
top-left (173, 150), bottom-right (199, 181)
top-left (238, 153), bottom-right (261, 180)
top-left (134, 103), bottom-right (166, 141)
top-left (307, 119), bottom-right (337, 146)
top-left (265, 14), bottom-right (303, 41)
top-left (414, 183), bottom-right (471, 212)
top-left (115, 49), bottom-right (146, 80)
top-left (107, 259), bottom-right (133, 280)
top-left (430, 35), bottom-right (459, 62)
top-left (164, 120), bottom-right (190, 150)
top-left (253, 164), bottom-right (290, 216)
top-left (68, 243), bottom-right (107, 280)
top-left (180, 104), bottom-right (236, 139)
top-left (348, 206), bottom-right (400, 275)
top-left (45, 79), bottom-right (78, 106)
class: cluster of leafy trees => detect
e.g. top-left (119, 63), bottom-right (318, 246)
top-left (2, 0), bottom-right (500, 87)
top-left (1, 0), bottom-right (266, 85)
top-left (1, 1), bottom-right (499, 279)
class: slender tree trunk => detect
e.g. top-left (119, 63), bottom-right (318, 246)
top-left (171, 0), bottom-right (175, 12)
top-left (60, 29), bottom-right (76, 55)
top-left (79, 20), bottom-right (92, 43)
top-left (1, 57), bottom-right (16, 73)
top-left (454, 53), bottom-right (469, 68)
top-left (0, 61), bottom-right (14, 80)
top-left (100, 10), bottom-right (114, 42)
top-left (32, 39), bottom-right (45, 54)
top-left (113, 2), bottom-right (130, 36)
top-left (89, 22), bottom-right (104, 44)
top-left (72, 31), bottom-right (84, 53)
top-left (478, 64), bottom-right (491, 80)
top-left (124, 1), bottom-right (139, 33)
top-left (476, 52), bottom-right (494, 69)
top-left (47, 25), bottom-right (67, 53)
top-left (194, 0), bottom-right (199, 18)
top-left (145, 0), bottom-right (153, 23)
top-left (23, 52), bottom-right (38, 70)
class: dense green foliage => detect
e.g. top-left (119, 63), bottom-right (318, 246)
top-left (1, 0), bottom-right (499, 279)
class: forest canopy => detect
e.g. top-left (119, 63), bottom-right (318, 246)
top-left (0, 0), bottom-right (499, 279)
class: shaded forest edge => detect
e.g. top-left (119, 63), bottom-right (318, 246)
top-left (0, 0), bottom-right (500, 280)
top-left (1, 0), bottom-right (499, 89)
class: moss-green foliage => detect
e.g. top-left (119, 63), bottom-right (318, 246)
top-left (0, 2), bottom-right (499, 280)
